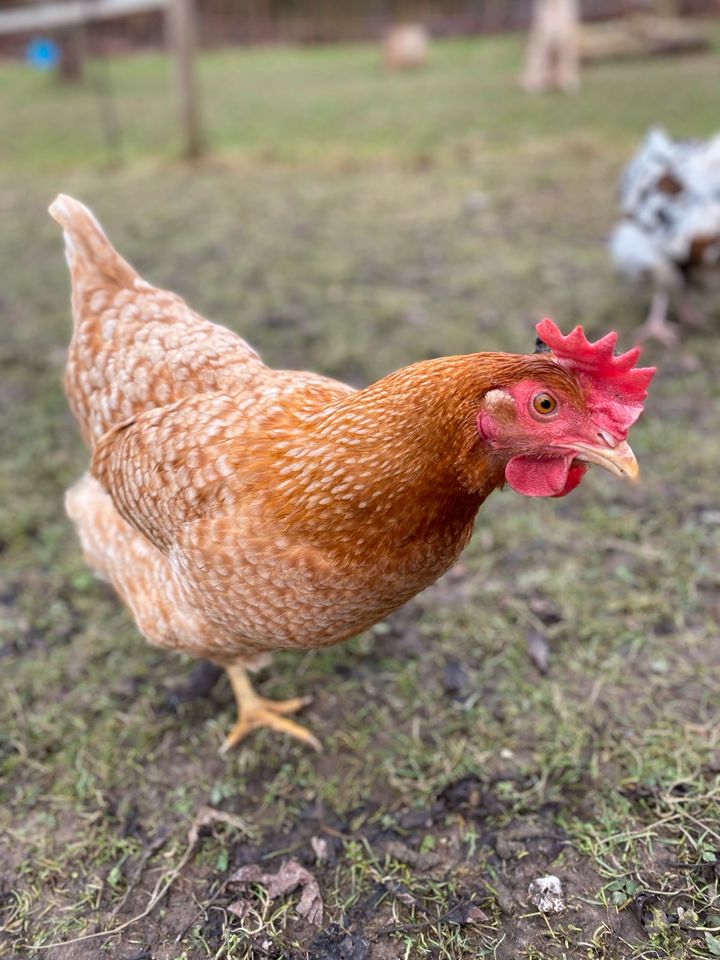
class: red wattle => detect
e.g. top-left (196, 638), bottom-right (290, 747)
top-left (552, 462), bottom-right (587, 497)
top-left (505, 455), bottom-right (586, 498)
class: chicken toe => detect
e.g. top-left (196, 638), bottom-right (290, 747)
top-left (220, 664), bottom-right (321, 753)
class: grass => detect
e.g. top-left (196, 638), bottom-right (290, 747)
top-left (2, 31), bottom-right (720, 173)
top-left (1, 27), bottom-right (720, 960)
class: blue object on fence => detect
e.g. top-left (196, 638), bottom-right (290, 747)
top-left (26, 37), bottom-right (60, 71)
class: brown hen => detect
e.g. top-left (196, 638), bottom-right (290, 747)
top-left (51, 195), bottom-right (654, 752)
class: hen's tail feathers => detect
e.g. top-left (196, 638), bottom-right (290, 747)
top-left (49, 194), bottom-right (138, 290)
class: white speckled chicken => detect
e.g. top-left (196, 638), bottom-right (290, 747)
top-left (610, 127), bottom-right (720, 345)
top-left (52, 194), bottom-right (653, 753)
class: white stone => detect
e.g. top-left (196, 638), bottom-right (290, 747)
top-left (528, 875), bottom-right (565, 914)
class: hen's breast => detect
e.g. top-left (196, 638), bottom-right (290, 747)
top-left (166, 497), bottom-right (478, 661)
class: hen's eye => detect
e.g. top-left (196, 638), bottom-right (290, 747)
top-left (532, 392), bottom-right (558, 416)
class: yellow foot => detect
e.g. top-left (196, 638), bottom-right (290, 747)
top-left (220, 665), bottom-right (321, 754)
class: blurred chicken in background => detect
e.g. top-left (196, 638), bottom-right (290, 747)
top-left (611, 127), bottom-right (720, 346)
top-left (382, 24), bottom-right (429, 71)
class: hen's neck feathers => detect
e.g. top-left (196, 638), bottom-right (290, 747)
top-left (249, 353), bottom-right (566, 555)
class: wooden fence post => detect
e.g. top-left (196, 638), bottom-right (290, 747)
top-left (170, 0), bottom-right (203, 158)
top-left (56, 23), bottom-right (85, 81)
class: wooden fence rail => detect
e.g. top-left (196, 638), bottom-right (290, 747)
top-left (0, 0), bottom-right (170, 37)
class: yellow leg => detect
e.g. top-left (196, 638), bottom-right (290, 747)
top-left (220, 664), bottom-right (321, 754)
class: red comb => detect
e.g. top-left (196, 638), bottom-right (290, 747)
top-left (535, 317), bottom-right (655, 435)
top-left (536, 317), bottom-right (654, 400)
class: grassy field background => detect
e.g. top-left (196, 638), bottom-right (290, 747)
top-left (1, 30), bottom-right (720, 960)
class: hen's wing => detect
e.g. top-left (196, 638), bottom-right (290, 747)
top-left (49, 195), bottom-right (269, 446)
top-left (91, 376), bottom-right (352, 553)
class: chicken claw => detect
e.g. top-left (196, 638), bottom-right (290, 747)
top-left (220, 664), bottom-right (321, 754)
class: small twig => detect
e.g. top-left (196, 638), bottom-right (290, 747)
top-left (31, 839), bottom-right (197, 951)
top-left (29, 806), bottom-right (253, 952)
top-left (109, 829), bottom-right (169, 919)
top-left (173, 886), bottom-right (229, 944)
top-left (189, 805), bottom-right (256, 844)
top-left (676, 810), bottom-right (720, 848)
top-left (378, 896), bottom-right (472, 936)
top-left (598, 811), bottom-right (681, 848)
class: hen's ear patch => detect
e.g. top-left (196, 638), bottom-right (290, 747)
top-left (483, 389), bottom-right (515, 413)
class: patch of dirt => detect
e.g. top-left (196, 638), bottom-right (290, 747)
top-left (1, 770), bottom-right (637, 959)
top-left (133, 776), bottom-right (639, 959)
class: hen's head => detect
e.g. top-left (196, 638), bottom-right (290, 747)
top-left (475, 319), bottom-right (655, 498)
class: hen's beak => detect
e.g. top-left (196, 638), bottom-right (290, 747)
top-left (571, 440), bottom-right (639, 481)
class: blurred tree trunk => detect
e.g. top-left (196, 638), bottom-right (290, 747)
top-left (56, 25), bottom-right (85, 82)
top-left (522, 0), bottom-right (581, 93)
top-left (169, 0), bottom-right (203, 158)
